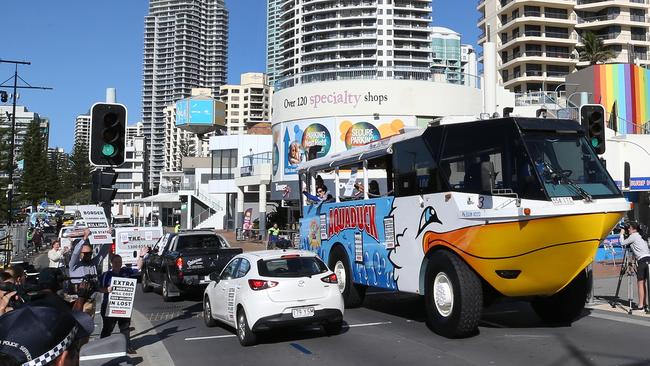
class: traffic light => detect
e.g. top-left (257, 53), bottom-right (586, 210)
top-left (580, 104), bottom-right (606, 155)
top-left (90, 103), bottom-right (127, 166)
top-left (91, 169), bottom-right (118, 203)
top-left (0, 91), bottom-right (7, 103)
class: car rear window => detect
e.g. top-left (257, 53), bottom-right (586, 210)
top-left (176, 235), bottom-right (222, 250)
top-left (257, 256), bottom-right (328, 278)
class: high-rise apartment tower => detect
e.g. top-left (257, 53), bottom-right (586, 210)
top-left (271, 0), bottom-right (434, 89)
top-left (478, 0), bottom-right (650, 93)
top-left (142, 0), bottom-right (229, 193)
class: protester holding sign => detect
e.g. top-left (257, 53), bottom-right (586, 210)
top-left (99, 254), bottom-right (138, 354)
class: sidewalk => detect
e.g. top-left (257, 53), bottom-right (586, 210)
top-left (217, 230), bottom-right (268, 252)
top-left (590, 260), bottom-right (650, 318)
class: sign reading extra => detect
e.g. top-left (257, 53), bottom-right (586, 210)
top-left (328, 204), bottom-right (379, 241)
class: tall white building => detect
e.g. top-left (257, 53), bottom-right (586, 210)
top-left (273, 0), bottom-right (434, 88)
top-left (219, 73), bottom-right (273, 135)
top-left (74, 114), bottom-right (90, 150)
top-left (0, 105), bottom-right (49, 159)
top-left (126, 122), bottom-right (145, 141)
top-left (431, 27), bottom-right (463, 84)
top-left (461, 44), bottom-right (478, 88)
top-left (142, 0), bottom-right (229, 193)
top-left (477, 0), bottom-right (650, 92)
top-left (113, 126), bottom-right (148, 213)
top-left (266, 0), bottom-right (283, 86)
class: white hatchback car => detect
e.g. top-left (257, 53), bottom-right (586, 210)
top-left (203, 250), bottom-right (344, 346)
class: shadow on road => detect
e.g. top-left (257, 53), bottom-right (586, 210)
top-left (361, 291), bottom-right (593, 332)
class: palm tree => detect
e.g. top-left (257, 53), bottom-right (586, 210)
top-left (578, 31), bottom-right (616, 65)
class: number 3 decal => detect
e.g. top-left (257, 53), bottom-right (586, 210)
top-left (477, 196), bottom-right (485, 209)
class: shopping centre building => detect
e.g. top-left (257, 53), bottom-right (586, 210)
top-left (269, 78), bottom-right (514, 201)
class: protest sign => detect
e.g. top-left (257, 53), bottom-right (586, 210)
top-left (105, 277), bottom-right (137, 318)
top-left (78, 205), bottom-right (112, 245)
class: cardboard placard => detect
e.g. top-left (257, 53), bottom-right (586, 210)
top-left (105, 277), bottom-right (137, 318)
top-left (78, 205), bottom-right (112, 245)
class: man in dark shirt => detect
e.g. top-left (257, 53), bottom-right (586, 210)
top-left (99, 254), bottom-right (138, 353)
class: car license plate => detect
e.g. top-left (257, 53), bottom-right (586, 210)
top-left (291, 306), bottom-right (315, 318)
top-left (200, 275), bottom-right (210, 284)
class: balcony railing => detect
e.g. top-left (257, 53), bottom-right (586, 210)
top-left (240, 152), bottom-right (272, 177)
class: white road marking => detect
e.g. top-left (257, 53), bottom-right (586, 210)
top-left (184, 322), bottom-right (391, 341)
top-left (185, 334), bottom-right (236, 341)
top-left (589, 312), bottom-right (650, 327)
top-left (346, 321), bottom-right (392, 328)
top-left (80, 352), bottom-right (127, 361)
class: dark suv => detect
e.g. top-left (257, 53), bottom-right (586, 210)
top-left (141, 230), bottom-right (243, 301)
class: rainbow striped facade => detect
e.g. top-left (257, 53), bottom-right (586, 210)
top-left (593, 64), bottom-right (649, 134)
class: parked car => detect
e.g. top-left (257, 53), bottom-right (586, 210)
top-left (202, 250), bottom-right (345, 346)
top-left (112, 215), bottom-right (133, 228)
top-left (141, 230), bottom-right (243, 301)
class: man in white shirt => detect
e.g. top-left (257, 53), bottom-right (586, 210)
top-left (620, 222), bottom-right (650, 313)
top-left (47, 240), bottom-right (68, 269)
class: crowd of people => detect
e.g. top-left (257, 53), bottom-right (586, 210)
top-left (0, 227), bottom-right (143, 365)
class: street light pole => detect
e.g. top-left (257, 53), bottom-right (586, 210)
top-left (7, 64), bottom-right (19, 226)
top-left (0, 59), bottom-right (52, 226)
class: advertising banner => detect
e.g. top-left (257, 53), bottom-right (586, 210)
top-left (176, 99), bottom-right (216, 126)
top-left (175, 100), bottom-right (188, 125)
top-left (629, 177), bottom-right (650, 191)
top-left (105, 277), bottom-right (137, 318)
top-left (78, 205), bottom-right (111, 245)
top-left (282, 118), bottom-right (335, 175)
top-left (271, 116), bottom-right (415, 200)
top-left (189, 100), bottom-right (214, 124)
top-left (299, 197), bottom-right (398, 289)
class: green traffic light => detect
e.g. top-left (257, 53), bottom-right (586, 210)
top-left (591, 137), bottom-right (599, 148)
top-left (102, 143), bottom-right (116, 157)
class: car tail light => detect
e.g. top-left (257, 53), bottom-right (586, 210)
top-left (176, 257), bottom-right (184, 279)
top-left (111, 242), bottom-right (116, 254)
top-left (281, 254), bottom-right (300, 259)
top-left (321, 273), bottom-right (338, 284)
top-left (248, 279), bottom-right (278, 291)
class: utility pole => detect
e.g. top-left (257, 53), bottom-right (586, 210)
top-left (0, 59), bottom-right (53, 225)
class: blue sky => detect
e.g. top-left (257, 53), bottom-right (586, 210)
top-left (2, 0), bottom-right (477, 152)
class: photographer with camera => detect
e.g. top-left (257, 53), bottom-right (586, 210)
top-left (620, 222), bottom-right (650, 313)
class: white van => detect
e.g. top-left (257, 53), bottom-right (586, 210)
top-left (114, 226), bottom-right (164, 268)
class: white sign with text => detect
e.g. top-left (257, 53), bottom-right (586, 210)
top-left (105, 277), bottom-right (137, 318)
top-left (78, 205), bottom-right (112, 245)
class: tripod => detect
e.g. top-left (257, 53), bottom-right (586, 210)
top-left (610, 249), bottom-right (636, 314)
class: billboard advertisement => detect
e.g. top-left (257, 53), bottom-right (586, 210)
top-left (175, 99), bottom-right (216, 126)
top-left (271, 115), bottom-right (414, 200)
top-left (189, 100), bottom-right (214, 124)
top-left (175, 100), bottom-right (188, 125)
